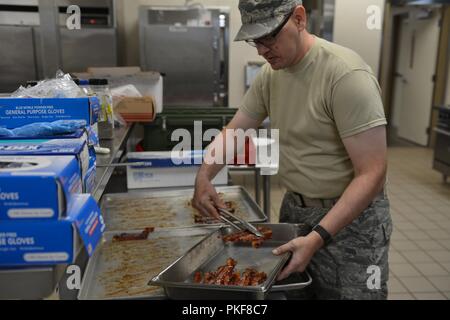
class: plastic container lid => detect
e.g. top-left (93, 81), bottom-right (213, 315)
top-left (89, 79), bottom-right (108, 86)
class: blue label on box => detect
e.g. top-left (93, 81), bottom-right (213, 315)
top-left (0, 155), bottom-right (82, 220)
top-left (68, 194), bottom-right (105, 257)
top-left (0, 219), bottom-right (74, 265)
top-left (0, 97), bottom-right (100, 129)
top-left (0, 194), bottom-right (105, 266)
top-left (84, 164), bottom-right (96, 194)
top-left (0, 138), bottom-right (85, 155)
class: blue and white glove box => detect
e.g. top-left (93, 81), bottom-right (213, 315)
top-left (0, 97), bottom-right (100, 129)
top-left (126, 151), bottom-right (228, 189)
top-left (0, 194), bottom-right (105, 267)
top-left (0, 134), bottom-right (95, 193)
top-left (0, 155), bottom-right (82, 221)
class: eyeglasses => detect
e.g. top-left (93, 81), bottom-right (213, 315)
top-left (245, 11), bottom-right (293, 48)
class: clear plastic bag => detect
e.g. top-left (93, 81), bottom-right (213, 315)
top-left (11, 70), bottom-right (84, 98)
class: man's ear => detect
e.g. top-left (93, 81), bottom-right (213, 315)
top-left (292, 5), bottom-right (307, 31)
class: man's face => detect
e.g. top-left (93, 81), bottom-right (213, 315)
top-left (252, 13), bottom-right (305, 70)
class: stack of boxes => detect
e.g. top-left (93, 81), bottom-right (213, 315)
top-left (0, 97), bottom-right (105, 267)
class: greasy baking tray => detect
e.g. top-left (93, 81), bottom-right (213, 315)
top-left (150, 223), bottom-right (312, 300)
top-left (100, 186), bottom-right (267, 231)
top-left (78, 227), bottom-right (219, 300)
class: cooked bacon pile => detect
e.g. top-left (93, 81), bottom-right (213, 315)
top-left (112, 227), bottom-right (154, 242)
top-left (222, 227), bottom-right (273, 248)
top-left (193, 258), bottom-right (267, 286)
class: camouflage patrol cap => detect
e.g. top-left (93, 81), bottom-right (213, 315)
top-left (235, 0), bottom-right (303, 42)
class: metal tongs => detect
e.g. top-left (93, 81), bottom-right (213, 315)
top-left (217, 207), bottom-right (264, 238)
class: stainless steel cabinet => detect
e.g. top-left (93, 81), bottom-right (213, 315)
top-left (433, 106), bottom-right (450, 182)
top-left (60, 28), bottom-right (117, 73)
top-left (0, 25), bottom-right (38, 92)
top-left (141, 25), bottom-right (218, 107)
top-left (0, 0), bottom-right (117, 93)
top-left (140, 6), bottom-right (229, 107)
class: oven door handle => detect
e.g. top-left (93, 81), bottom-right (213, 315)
top-left (434, 128), bottom-right (450, 137)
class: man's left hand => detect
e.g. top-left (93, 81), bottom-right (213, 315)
top-left (272, 232), bottom-right (324, 281)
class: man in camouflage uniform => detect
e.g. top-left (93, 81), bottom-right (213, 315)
top-left (193, 0), bottom-right (392, 300)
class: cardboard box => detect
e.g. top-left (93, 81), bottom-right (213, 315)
top-left (0, 97), bottom-right (100, 129)
top-left (115, 96), bottom-right (156, 123)
top-left (0, 194), bottom-right (105, 267)
top-left (0, 156), bottom-right (82, 220)
top-left (0, 133), bottom-right (95, 193)
top-left (73, 67), bottom-right (163, 113)
top-left (126, 151), bottom-right (228, 189)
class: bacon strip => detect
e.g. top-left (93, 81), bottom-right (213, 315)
top-left (112, 227), bottom-right (155, 242)
top-left (222, 227), bottom-right (272, 248)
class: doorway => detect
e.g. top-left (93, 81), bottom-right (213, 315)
top-left (390, 7), bottom-right (441, 146)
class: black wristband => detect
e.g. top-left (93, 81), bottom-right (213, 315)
top-left (312, 224), bottom-right (333, 246)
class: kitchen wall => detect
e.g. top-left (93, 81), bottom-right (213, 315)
top-left (115, 0), bottom-right (264, 109)
top-left (333, 0), bottom-right (386, 77)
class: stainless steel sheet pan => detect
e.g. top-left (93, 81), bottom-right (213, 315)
top-left (101, 186), bottom-right (267, 231)
top-left (150, 223), bottom-right (312, 300)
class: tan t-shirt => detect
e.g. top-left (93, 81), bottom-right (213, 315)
top-left (240, 37), bottom-right (387, 198)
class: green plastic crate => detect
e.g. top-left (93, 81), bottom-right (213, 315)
top-left (143, 107), bottom-right (237, 151)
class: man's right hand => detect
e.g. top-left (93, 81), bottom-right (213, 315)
top-left (192, 110), bottom-right (262, 220)
top-left (192, 174), bottom-right (226, 220)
